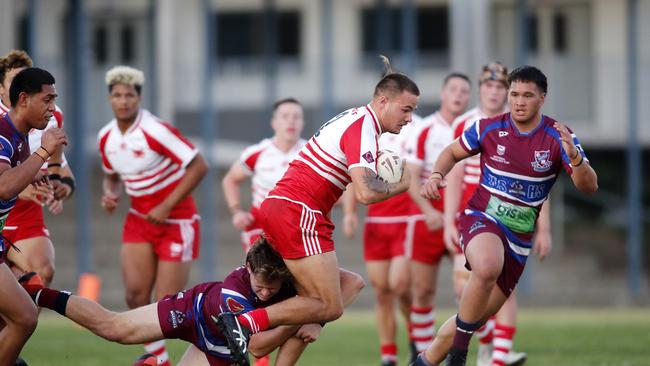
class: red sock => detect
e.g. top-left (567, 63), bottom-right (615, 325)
top-left (476, 316), bottom-right (495, 344)
top-left (144, 340), bottom-right (170, 366)
top-left (237, 308), bottom-right (270, 333)
top-left (492, 323), bottom-right (516, 366)
top-left (410, 306), bottom-right (436, 352)
top-left (380, 343), bottom-right (397, 363)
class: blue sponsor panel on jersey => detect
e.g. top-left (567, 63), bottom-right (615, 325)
top-left (481, 164), bottom-right (555, 205)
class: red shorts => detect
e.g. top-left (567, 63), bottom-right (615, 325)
top-left (458, 213), bottom-right (526, 297)
top-left (158, 283), bottom-right (231, 366)
top-left (363, 218), bottom-right (415, 261)
top-left (3, 199), bottom-right (49, 243)
top-left (410, 218), bottom-right (446, 265)
top-left (122, 211), bottom-right (200, 262)
top-left (259, 197), bottom-right (334, 259)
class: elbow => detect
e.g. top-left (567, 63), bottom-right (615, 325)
top-left (355, 190), bottom-right (376, 205)
top-left (583, 182), bottom-right (598, 195)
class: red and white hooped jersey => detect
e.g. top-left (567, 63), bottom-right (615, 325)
top-left (0, 100), bottom-right (66, 169)
top-left (405, 112), bottom-right (455, 211)
top-left (367, 114), bottom-right (423, 219)
top-left (407, 112), bottom-right (455, 183)
top-left (269, 105), bottom-right (382, 213)
top-left (239, 138), bottom-right (306, 208)
top-left (451, 106), bottom-right (506, 211)
top-left (97, 109), bottom-right (198, 218)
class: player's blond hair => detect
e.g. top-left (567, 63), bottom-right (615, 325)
top-left (105, 65), bottom-right (145, 94)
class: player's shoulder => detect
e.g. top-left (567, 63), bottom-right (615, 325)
top-left (451, 107), bottom-right (480, 129)
top-left (97, 119), bottom-right (117, 140)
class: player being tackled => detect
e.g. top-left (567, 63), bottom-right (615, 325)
top-left (19, 237), bottom-right (363, 366)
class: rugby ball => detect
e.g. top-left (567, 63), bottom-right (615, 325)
top-left (376, 149), bottom-right (403, 183)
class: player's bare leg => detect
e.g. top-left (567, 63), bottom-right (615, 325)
top-left (452, 254), bottom-right (470, 302)
top-left (177, 345), bottom-right (210, 366)
top-left (414, 233), bottom-right (508, 365)
top-left (273, 336), bottom-right (308, 366)
top-left (121, 243), bottom-right (157, 308)
top-left (265, 252), bottom-right (345, 325)
top-left (155, 260), bottom-right (191, 300)
top-left (409, 260), bottom-right (440, 354)
top-left (7, 236), bottom-right (55, 285)
top-left (367, 260), bottom-right (397, 352)
top-left (0, 265), bottom-right (38, 366)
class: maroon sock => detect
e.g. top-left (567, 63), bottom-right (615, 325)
top-left (452, 315), bottom-right (482, 351)
top-left (36, 288), bottom-right (70, 316)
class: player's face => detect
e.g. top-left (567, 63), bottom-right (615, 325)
top-left (109, 83), bottom-right (141, 123)
top-left (249, 272), bottom-right (283, 302)
top-left (0, 67), bottom-right (27, 106)
top-left (440, 77), bottom-right (471, 117)
top-left (25, 84), bottom-right (57, 130)
top-left (508, 81), bottom-right (546, 124)
top-left (378, 91), bottom-right (418, 134)
top-left (272, 102), bottom-right (304, 143)
top-left (479, 80), bottom-right (508, 114)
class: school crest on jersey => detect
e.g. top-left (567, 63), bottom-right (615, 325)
top-left (497, 145), bottom-right (506, 156)
top-left (168, 310), bottom-right (186, 329)
top-left (362, 151), bottom-right (375, 163)
top-left (226, 297), bottom-right (245, 313)
top-left (531, 150), bottom-right (552, 172)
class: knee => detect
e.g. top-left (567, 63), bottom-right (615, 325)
top-left (124, 289), bottom-right (150, 308)
top-left (13, 303), bottom-right (38, 334)
top-left (389, 277), bottom-right (410, 298)
top-left (471, 261), bottom-right (501, 284)
top-left (37, 263), bottom-right (55, 286)
top-left (412, 282), bottom-right (435, 304)
top-left (348, 272), bottom-right (366, 294)
top-left (322, 300), bottom-right (344, 322)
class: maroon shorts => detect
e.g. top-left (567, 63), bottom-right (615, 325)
top-left (123, 212), bottom-right (200, 262)
top-left (157, 283), bottom-right (231, 366)
top-left (410, 219), bottom-right (446, 265)
top-left (363, 219), bottom-right (413, 261)
top-left (458, 214), bottom-right (525, 297)
top-left (260, 197), bottom-right (334, 259)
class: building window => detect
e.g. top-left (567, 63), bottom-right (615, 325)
top-left (93, 24), bottom-right (108, 64)
top-left (361, 6), bottom-right (449, 67)
top-left (121, 24), bottom-right (135, 63)
top-left (216, 11), bottom-right (301, 61)
top-left (553, 13), bottom-right (567, 53)
top-left (526, 14), bottom-right (538, 52)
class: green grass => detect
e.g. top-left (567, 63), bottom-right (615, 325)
top-left (21, 308), bottom-right (650, 365)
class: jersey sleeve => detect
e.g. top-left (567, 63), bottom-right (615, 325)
top-left (97, 129), bottom-right (115, 174)
top-left (560, 128), bottom-right (589, 175)
top-left (459, 119), bottom-right (481, 154)
top-left (142, 121), bottom-right (198, 168)
top-left (340, 116), bottom-right (379, 172)
top-left (238, 142), bottom-right (266, 176)
top-left (220, 267), bottom-right (255, 314)
top-left (0, 134), bottom-right (14, 165)
top-left (453, 119), bottom-right (466, 139)
top-left (405, 126), bottom-right (429, 166)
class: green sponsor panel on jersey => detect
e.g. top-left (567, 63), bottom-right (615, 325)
top-left (485, 195), bottom-right (537, 233)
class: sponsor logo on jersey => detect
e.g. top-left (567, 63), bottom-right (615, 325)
top-left (508, 181), bottom-right (525, 197)
top-left (497, 145), bottom-right (506, 156)
top-left (499, 131), bottom-right (509, 137)
top-left (227, 297), bottom-right (246, 313)
top-left (168, 310), bottom-right (186, 329)
top-left (132, 149), bottom-right (145, 158)
top-left (531, 150), bottom-right (552, 172)
top-left (17, 142), bottom-right (23, 152)
top-left (489, 155), bottom-right (509, 164)
top-left (362, 151), bottom-right (375, 163)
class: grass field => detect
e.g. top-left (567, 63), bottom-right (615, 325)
top-left (21, 308), bottom-right (650, 366)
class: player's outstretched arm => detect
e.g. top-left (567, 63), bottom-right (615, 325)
top-left (341, 185), bottom-right (359, 239)
top-left (147, 154), bottom-right (208, 224)
top-left (222, 161), bottom-right (254, 230)
top-left (420, 140), bottom-right (471, 200)
top-left (442, 162), bottom-right (464, 251)
top-left (349, 165), bottom-right (411, 205)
